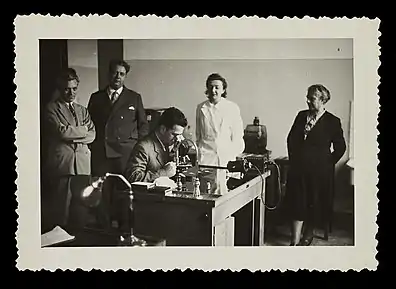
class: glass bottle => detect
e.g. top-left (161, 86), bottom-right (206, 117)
top-left (193, 177), bottom-right (201, 198)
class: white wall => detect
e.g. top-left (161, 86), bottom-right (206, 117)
top-left (123, 39), bottom-right (353, 164)
top-left (67, 39), bottom-right (99, 107)
top-left (123, 39), bottom-right (352, 60)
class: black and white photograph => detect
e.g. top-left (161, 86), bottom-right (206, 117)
top-left (14, 15), bottom-right (379, 271)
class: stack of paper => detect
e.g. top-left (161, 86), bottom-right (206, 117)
top-left (41, 226), bottom-right (75, 247)
top-left (131, 181), bottom-right (155, 189)
top-left (153, 177), bottom-right (177, 189)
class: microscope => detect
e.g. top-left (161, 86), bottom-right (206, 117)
top-left (171, 136), bottom-right (200, 193)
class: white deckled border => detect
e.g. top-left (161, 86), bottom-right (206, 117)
top-left (14, 15), bottom-right (380, 272)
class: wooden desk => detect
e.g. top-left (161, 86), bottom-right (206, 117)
top-left (132, 171), bottom-right (271, 246)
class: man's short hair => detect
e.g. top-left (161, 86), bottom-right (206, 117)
top-left (56, 68), bottom-right (80, 89)
top-left (158, 107), bottom-right (188, 130)
top-left (109, 59), bottom-right (130, 74)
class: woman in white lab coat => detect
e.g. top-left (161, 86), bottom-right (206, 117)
top-left (196, 73), bottom-right (245, 194)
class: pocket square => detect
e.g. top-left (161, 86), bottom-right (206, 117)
top-left (128, 105), bottom-right (135, 110)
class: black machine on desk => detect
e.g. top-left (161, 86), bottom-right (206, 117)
top-left (244, 116), bottom-right (268, 154)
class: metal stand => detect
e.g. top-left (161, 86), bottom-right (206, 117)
top-left (103, 173), bottom-right (148, 247)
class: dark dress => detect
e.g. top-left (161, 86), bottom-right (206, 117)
top-left (285, 110), bottom-right (346, 228)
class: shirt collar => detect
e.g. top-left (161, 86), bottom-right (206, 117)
top-left (60, 98), bottom-right (74, 107)
top-left (155, 132), bottom-right (167, 152)
top-left (107, 86), bottom-right (123, 98)
top-left (309, 108), bottom-right (326, 120)
top-left (204, 97), bottom-right (224, 109)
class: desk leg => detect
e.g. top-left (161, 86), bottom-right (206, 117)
top-left (251, 199), bottom-right (255, 246)
top-left (214, 216), bottom-right (235, 246)
top-left (257, 197), bottom-right (265, 246)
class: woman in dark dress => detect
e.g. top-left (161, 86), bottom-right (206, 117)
top-left (286, 84), bottom-right (346, 246)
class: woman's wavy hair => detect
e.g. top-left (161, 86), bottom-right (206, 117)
top-left (307, 84), bottom-right (331, 104)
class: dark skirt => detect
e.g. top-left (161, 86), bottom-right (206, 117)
top-left (284, 158), bottom-right (334, 226)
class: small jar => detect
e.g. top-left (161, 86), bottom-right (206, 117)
top-left (206, 181), bottom-right (211, 194)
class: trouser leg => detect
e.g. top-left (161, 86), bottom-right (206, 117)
top-left (49, 176), bottom-right (72, 228)
top-left (107, 157), bottom-right (131, 234)
top-left (91, 156), bottom-right (114, 230)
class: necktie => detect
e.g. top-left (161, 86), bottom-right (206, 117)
top-left (111, 91), bottom-right (118, 104)
top-left (69, 103), bottom-right (79, 126)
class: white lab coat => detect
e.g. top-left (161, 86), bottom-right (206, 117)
top-left (196, 98), bottom-right (245, 194)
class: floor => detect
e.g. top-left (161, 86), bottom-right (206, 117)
top-left (263, 189), bottom-right (355, 246)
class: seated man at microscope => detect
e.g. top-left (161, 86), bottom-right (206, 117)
top-left (123, 106), bottom-right (188, 184)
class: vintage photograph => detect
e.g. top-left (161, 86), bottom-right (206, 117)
top-left (14, 16), bottom-right (380, 271)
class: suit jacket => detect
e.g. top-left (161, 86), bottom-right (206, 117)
top-left (43, 98), bottom-right (96, 177)
top-left (123, 132), bottom-right (171, 183)
top-left (87, 86), bottom-right (149, 162)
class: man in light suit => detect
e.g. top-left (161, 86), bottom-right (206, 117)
top-left (43, 68), bottom-right (96, 229)
top-left (196, 73), bottom-right (245, 195)
top-left (124, 107), bottom-right (188, 183)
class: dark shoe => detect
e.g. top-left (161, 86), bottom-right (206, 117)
top-left (298, 236), bottom-right (314, 246)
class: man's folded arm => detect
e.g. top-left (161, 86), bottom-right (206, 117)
top-left (45, 109), bottom-right (88, 141)
top-left (73, 109), bottom-right (96, 144)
